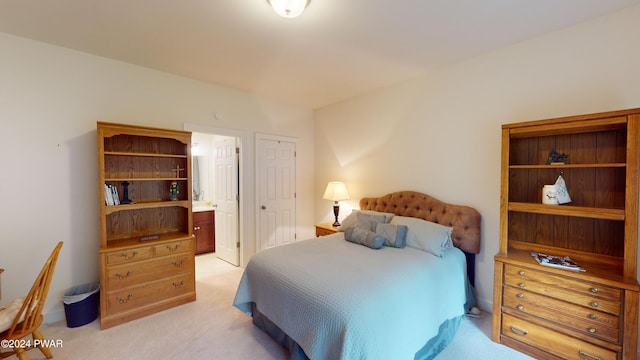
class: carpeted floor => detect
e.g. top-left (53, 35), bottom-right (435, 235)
top-left (29, 254), bottom-right (533, 359)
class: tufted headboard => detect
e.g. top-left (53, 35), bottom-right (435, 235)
top-left (359, 191), bottom-right (481, 254)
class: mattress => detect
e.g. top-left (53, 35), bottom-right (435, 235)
top-left (233, 233), bottom-right (469, 360)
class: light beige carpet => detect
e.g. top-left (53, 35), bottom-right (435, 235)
top-left (27, 255), bottom-right (532, 360)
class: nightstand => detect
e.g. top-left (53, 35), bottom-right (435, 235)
top-left (315, 222), bottom-right (338, 237)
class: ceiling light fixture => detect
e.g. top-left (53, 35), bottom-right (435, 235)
top-left (267, 0), bottom-right (310, 19)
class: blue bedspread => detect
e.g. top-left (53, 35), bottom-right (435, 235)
top-left (233, 233), bottom-right (467, 360)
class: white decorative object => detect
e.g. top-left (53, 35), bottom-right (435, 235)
top-left (542, 185), bottom-right (559, 205)
top-left (554, 174), bottom-right (572, 204)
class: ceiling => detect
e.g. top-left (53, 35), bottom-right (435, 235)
top-left (1, 0), bottom-right (639, 109)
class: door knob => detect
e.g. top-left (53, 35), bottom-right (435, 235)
top-left (261, 205), bottom-right (267, 210)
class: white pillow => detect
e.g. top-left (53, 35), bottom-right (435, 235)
top-left (0, 297), bottom-right (25, 333)
top-left (389, 216), bottom-right (453, 257)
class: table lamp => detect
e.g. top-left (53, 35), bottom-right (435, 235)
top-left (323, 181), bottom-right (350, 226)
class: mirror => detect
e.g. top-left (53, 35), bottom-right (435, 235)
top-left (192, 155), bottom-right (209, 201)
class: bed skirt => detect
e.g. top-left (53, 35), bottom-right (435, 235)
top-left (250, 302), bottom-right (462, 360)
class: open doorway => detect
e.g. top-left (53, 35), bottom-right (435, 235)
top-left (189, 128), bottom-right (241, 275)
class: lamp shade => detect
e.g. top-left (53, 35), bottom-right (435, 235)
top-left (323, 182), bottom-right (350, 202)
top-left (267, 0), bottom-right (310, 18)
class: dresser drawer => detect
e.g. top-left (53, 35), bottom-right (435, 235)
top-left (502, 313), bottom-right (617, 360)
top-left (504, 264), bottom-right (621, 315)
top-left (106, 273), bottom-right (195, 316)
top-left (106, 253), bottom-right (194, 290)
top-left (504, 264), bottom-right (621, 300)
top-left (503, 286), bottom-right (619, 343)
top-left (154, 239), bottom-right (193, 257)
top-left (105, 246), bottom-right (153, 265)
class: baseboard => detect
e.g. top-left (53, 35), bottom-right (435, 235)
top-left (44, 307), bottom-right (65, 324)
top-left (476, 298), bottom-right (493, 314)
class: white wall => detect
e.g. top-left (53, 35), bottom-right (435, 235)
top-left (314, 4), bottom-right (640, 314)
top-left (0, 32), bottom-right (315, 323)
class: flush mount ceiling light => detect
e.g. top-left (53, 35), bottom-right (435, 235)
top-left (267, 0), bottom-right (310, 19)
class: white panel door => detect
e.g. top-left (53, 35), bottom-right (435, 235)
top-left (214, 137), bottom-right (239, 266)
top-left (257, 137), bottom-right (296, 251)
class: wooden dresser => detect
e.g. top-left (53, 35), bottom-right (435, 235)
top-left (492, 108), bottom-right (640, 359)
top-left (97, 122), bottom-right (196, 329)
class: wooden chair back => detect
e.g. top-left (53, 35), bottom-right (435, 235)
top-left (1, 241), bottom-right (63, 359)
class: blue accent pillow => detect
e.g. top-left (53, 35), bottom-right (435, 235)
top-left (337, 210), bottom-right (394, 232)
top-left (355, 211), bottom-right (386, 232)
top-left (375, 223), bottom-right (408, 248)
top-left (344, 226), bottom-right (385, 249)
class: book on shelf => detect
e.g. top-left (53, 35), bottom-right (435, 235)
top-left (530, 252), bottom-right (585, 272)
top-left (111, 185), bottom-right (120, 205)
top-left (104, 184), bottom-right (121, 206)
top-left (104, 184), bottom-right (114, 206)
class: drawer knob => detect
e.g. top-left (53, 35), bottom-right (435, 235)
top-left (116, 294), bottom-right (133, 304)
top-left (588, 328), bottom-right (597, 334)
top-left (588, 314), bottom-right (597, 320)
top-left (518, 282), bottom-right (525, 288)
top-left (121, 251), bottom-right (138, 260)
top-left (590, 287), bottom-right (598, 293)
top-left (167, 245), bottom-right (179, 252)
top-left (115, 271), bottom-right (131, 279)
top-left (517, 293), bottom-right (524, 298)
top-left (172, 259), bottom-right (185, 267)
top-left (590, 301), bottom-right (599, 308)
top-left (517, 305), bottom-right (524, 311)
top-left (172, 280), bottom-right (185, 288)
top-left (579, 350), bottom-right (601, 360)
top-left (510, 325), bottom-right (528, 336)
top-left (518, 270), bottom-right (525, 276)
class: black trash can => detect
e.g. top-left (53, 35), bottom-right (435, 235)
top-left (62, 283), bottom-right (100, 328)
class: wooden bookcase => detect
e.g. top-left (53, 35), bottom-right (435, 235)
top-left (97, 121), bottom-right (196, 329)
top-left (492, 109), bottom-right (640, 359)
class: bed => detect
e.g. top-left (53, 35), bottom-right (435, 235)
top-left (233, 191), bottom-right (481, 360)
